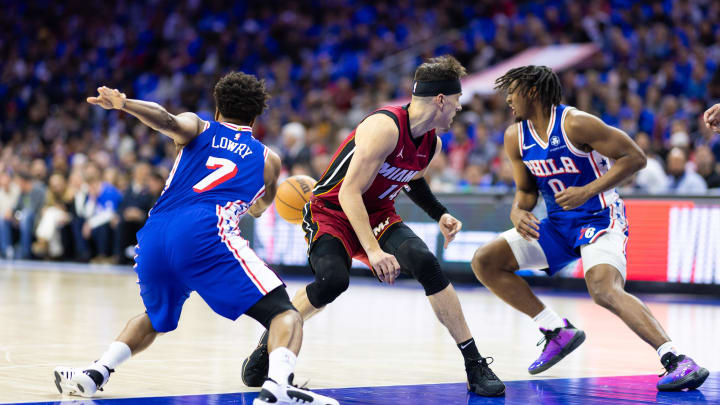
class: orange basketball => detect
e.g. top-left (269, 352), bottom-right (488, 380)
top-left (274, 175), bottom-right (316, 224)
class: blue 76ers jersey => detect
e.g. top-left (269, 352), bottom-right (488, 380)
top-left (150, 121), bottom-right (268, 216)
top-left (517, 104), bottom-right (629, 263)
top-left (518, 104), bottom-right (620, 219)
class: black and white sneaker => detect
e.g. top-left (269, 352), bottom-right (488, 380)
top-left (242, 331), bottom-right (269, 387)
top-left (254, 374), bottom-right (339, 405)
top-left (54, 364), bottom-right (112, 397)
top-left (466, 357), bottom-right (506, 396)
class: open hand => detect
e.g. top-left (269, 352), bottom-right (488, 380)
top-left (703, 103), bottom-right (720, 133)
top-left (87, 86), bottom-right (127, 110)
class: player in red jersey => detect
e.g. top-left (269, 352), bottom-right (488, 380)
top-left (242, 56), bottom-right (505, 397)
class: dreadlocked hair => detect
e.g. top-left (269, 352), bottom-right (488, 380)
top-left (494, 65), bottom-right (562, 113)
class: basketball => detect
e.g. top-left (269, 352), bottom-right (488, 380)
top-left (274, 175), bottom-right (316, 224)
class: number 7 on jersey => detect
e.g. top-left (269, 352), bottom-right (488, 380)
top-left (193, 156), bottom-right (238, 193)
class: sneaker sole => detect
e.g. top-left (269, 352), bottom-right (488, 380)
top-left (54, 371), bottom-right (86, 397)
top-left (529, 330), bottom-right (586, 375)
top-left (467, 381), bottom-right (506, 397)
top-left (657, 367), bottom-right (710, 391)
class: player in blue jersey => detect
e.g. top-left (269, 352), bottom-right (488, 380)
top-left (471, 66), bottom-right (708, 391)
top-left (53, 73), bottom-right (338, 405)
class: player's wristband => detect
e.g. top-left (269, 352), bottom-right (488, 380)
top-left (403, 178), bottom-right (449, 222)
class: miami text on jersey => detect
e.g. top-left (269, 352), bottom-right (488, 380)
top-left (377, 162), bottom-right (419, 183)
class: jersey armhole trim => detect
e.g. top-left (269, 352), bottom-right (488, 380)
top-left (373, 110), bottom-right (401, 134)
top-left (560, 107), bottom-right (589, 157)
top-left (428, 135), bottom-right (439, 161)
top-left (517, 122), bottom-right (524, 158)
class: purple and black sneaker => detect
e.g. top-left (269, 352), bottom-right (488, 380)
top-left (657, 353), bottom-right (709, 391)
top-left (528, 319), bottom-right (586, 375)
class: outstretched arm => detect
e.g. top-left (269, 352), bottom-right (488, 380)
top-left (87, 86), bottom-right (206, 146)
top-left (248, 150), bottom-right (282, 218)
top-left (555, 109), bottom-right (646, 210)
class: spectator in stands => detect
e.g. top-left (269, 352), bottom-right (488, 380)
top-left (114, 162), bottom-right (154, 264)
top-left (0, 172), bottom-right (20, 259)
top-left (490, 153), bottom-right (515, 191)
top-left (33, 173), bottom-right (72, 259)
top-left (280, 122), bottom-right (311, 172)
top-left (630, 132), bottom-right (668, 194)
top-left (666, 147), bottom-right (707, 194)
top-left (12, 172), bottom-right (47, 259)
top-left (426, 152), bottom-right (459, 193)
top-left (457, 164), bottom-right (492, 192)
top-left (467, 125), bottom-right (497, 167)
top-left (72, 164), bottom-right (122, 262)
top-left (1, 0), bottom-right (719, 265)
top-left (694, 146), bottom-right (720, 189)
top-left (147, 170), bottom-right (166, 204)
top-left (447, 122), bottom-right (473, 174)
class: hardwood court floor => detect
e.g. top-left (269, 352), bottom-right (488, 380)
top-left (0, 263), bottom-right (718, 404)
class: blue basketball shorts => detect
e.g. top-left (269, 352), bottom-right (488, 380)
top-left (500, 200), bottom-right (629, 278)
top-left (134, 206), bottom-right (284, 332)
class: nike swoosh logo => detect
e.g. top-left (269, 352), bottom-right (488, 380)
top-left (460, 341), bottom-right (473, 349)
top-left (522, 143), bottom-right (536, 150)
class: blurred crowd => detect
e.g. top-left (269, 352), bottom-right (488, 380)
top-left (1, 0), bottom-right (720, 261)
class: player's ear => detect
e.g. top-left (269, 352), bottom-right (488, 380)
top-left (435, 94), bottom-right (445, 110)
top-left (214, 108), bottom-right (219, 121)
top-left (528, 86), bottom-right (538, 100)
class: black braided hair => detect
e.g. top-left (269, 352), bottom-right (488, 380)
top-left (494, 65), bottom-right (562, 113)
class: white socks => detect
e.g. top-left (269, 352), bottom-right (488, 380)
top-left (268, 347), bottom-right (297, 385)
top-left (533, 307), bottom-right (566, 331)
top-left (96, 341), bottom-right (132, 370)
top-left (657, 341), bottom-right (679, 358)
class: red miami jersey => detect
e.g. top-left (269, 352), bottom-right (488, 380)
top-left (312, 105), bottom-right (437, 213)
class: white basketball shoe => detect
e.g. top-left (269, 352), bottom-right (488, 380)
top-left (254, 374), bottom-right (339, 405)
top-left (54, 364), bottom-right (112, 397)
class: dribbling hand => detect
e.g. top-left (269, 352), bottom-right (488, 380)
top-left (87, 86), bottom-right (127, 110)
top-left (510, 207), bottom-right (540, 240)
top-left (367, 248), bottom-right (400, 284)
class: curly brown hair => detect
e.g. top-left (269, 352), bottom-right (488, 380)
top-left (213, 72), bottom-right (270, 124)
top-left (413, 55), bottom-right (467, 82)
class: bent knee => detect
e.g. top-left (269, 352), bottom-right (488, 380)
top-left (272, 309), bottom-right (303, 329)
top-left (589, 289), bottom-right (618, 309)
top-left (306, 271), bottom-right (349, 307)
top-left (471, 245), bottom-right (501, 281)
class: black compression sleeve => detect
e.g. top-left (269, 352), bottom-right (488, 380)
top-left (403, 178), bottom-right (449, 222)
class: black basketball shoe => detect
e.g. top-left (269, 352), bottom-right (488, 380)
top-left (466, 356), bottom-right (506, 396)
top-left (242, 331), bottom-right (270, 387)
